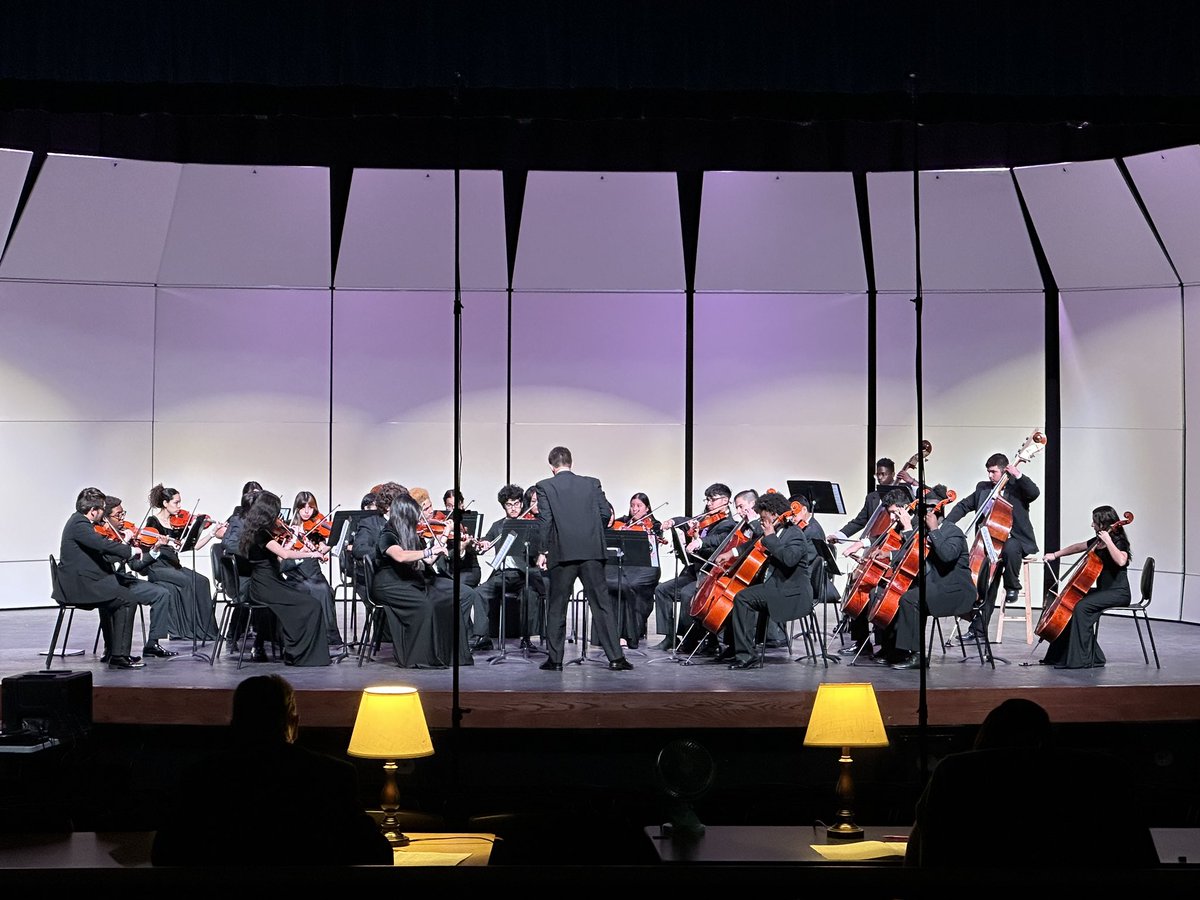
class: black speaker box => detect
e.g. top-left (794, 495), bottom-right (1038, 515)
top-left (1, 670), bottom-right (93, 737)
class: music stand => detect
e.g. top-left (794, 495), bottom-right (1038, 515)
top-left (786, 480), bottom-right (846, 516)
top-left (808, 538), bottom-right (842, 665)
top-left (604, 529), bottom-right (653, 658)
top-left (486, 519), bottom-right (542, 664)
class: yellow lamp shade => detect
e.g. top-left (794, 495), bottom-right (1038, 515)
top-left (803, 683), bottom-right (889, 748)
top-left (347, 686), bottom-right (434, 759)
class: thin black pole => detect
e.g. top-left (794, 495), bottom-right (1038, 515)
top-left (451, 74), bottom-right (465, 740)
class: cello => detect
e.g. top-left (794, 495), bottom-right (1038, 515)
top-left (1034, 511), bottom-right (1134, 642)
top-left (965, 431), bottom-right (1047, 591)
top-left (688, 496), bottom-right (810, 635)
top-left (866, 488), bottom-right (957, 628)
top-left (839, 486), bottom-right (932, 618)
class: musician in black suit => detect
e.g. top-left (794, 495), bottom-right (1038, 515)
top-left (534, 446), bottom-right (629, 671)
top-left (56, 487), bottom-right (142, 668)
top-left (827, 458), bottom-right (915, 658)
top-left (946, 452), bottom-right (1040, 642)
top-left (874, 487), bottom-right (976, 669)
top-left (103, 495), bottom-right (177, 658)
top-left (653, 483), bottom-right (736, 651)
top-left (726, 492), bottom-right (817, 670)
top-left (474, 484), bottom-right (546, 651)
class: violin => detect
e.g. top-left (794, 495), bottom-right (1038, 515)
top-left (1035, 511), bottom-right (1135, 642)
top-left (168, 509), bottom-right (214, 532)
top-left (93, 518), bottom-right (127, 542)
top-left (685, 509), bottom-right (728, 539)
top-left (300, 509), bottom-right (334, 542)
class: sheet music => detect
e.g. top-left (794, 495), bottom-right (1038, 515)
top-left (488, 532), bottom-right (518, 572)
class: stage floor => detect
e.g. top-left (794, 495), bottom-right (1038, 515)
top-left (2, 607), bottom-right (1196, 731)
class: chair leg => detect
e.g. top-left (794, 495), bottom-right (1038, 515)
top-left (1140, 612), bottom-right (1161, 669)
top-left (44, 608), bottom-right (67, 671)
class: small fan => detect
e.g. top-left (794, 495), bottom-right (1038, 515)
top-left (655, 738), bottom-right (715, 836)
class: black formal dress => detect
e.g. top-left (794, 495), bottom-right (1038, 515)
top-left (1041, 535), bottom-right (1131, 669)
top-left (152, 740), bottom-right (393, 866)
top-left (55, 512), bottom-right (137, 658)
top-left (728, 520), bottom-right (817, 666)
top-left (535, 468), bottom-right (622, 665)
top-left (604, 516), bottom-right (662, 648)
top-left (245, 528), bottom-right (329, 667)
top-left (282, 552), bottom-right (343, 647)
top-left (370, 525), bottom-right (474, 668)
top-left (946, 474), bottom-right (1040, 637)
top-left (143, 514), bottom-right (219, 641)
top-left (880, 519), bottom-right (976, 657)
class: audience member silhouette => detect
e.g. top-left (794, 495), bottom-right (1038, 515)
top-left (152, 674), bottom-right (393, 866)
top-left (904, 698), bottom-right (1158, 867)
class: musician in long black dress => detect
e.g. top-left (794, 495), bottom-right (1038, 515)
top-left (1039, 505), bottom-right (1131, 669)
top-left (873, 487), bottom-right (976, 669)
top-left (237, 491), bottom-right (331, 667)
top-left (725, 491), bottom-right (816, 670)
top-left (287, 491), bottom-right (344, 650)
top-left (945, 452), bottom-right (1040, 642)
top-left (371, 492), bottom-right (474, 668)
top-left (605, 492), bottom-right (663, 650)
top-left (145, 483), bottom-right (222, 642)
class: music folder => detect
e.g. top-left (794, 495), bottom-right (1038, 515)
top-left (786, 480), bottom-right (846, 516)
top-left (329, 510), bottom-right (378, 548)
top-left (604, 529), bottom-right (653, 568)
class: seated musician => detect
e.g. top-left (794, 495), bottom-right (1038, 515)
top-left (474, 485), bottom-right (546, 651)
top-left (873, 486), bottom-right (975, 669)
top-left (1038, 505), bottom-right (1131, 670)
top-left (946, 452), bottom-right (1040, 643)
top-left (654, 483), bottom-right (735, 652)
top-left (102, 495), bottom-right (177, 658)
top-left (436, 488), bottom-right (483, 589)
top-left (725, 491), bottom-right (816, 670)
top-left (828, 457), bottom-right (914, 659)
top-left (605, 492), bottom-right (664, 651)
top-left (288, 491), bottom-right (344, 652)
top-left (145, 483), bottom-right (223, 643)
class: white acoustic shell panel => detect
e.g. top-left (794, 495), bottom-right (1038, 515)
top-left (0, 154), bottom-right (180, 284)
top-left (1015, 159), bottom-right (1176, 291)
top-left (695, 172), bottom-right (865, 293)
top-left (0, 147), bottom-right (33, 250)
top-left (158, 165), bottom-right (330, 288)
top-left (1123, 145), bottom-right (1200, 286)
top-left (335, 170), bottom-right (507, 290)
top-left (869, 170), bottom-right (1041, 293)
top-left (1182, 285), bottom-right (1200, 590)
top-left (0, 281), bottom-right (156, 422)
top-left (514, 172), bottom-right (684, 291)
top-left (152, 287), bottom-right (332, 424)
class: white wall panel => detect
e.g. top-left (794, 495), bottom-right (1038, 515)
top-left (1124, 145), bottom-right (1200, 286)
top-left (1180, 574), bottom-right (1200, 624)
top-left (510, 291), bottom-right (686, 424)
top-left (158, 165), bottom-right (330, 288)
top-left (153, 287), bottom-right (331, 424)
top-left (0, 154), bottom-right (180, 284)
top-left (0, 281), bottom-right (156, 421)
top-left (1060, 287), bottom-right (1180, 430)
top-left (0, 147), bottom-right (33, 250)
top-left (1186, 285), bottom-right (1200, 582)
top-left (331, 290), bottom-right (508, 426)
top-left (695, 172), bottom-right (864, 292)
top-left (870, 169), bottom-right (1042, 293)
top-left (0, 420), bottom-right (153, 569)
top-left (0, 560), bottom-right (55, 612)
top-left (335, 170), bottom-right (507, 290)
top-left (514, 172), bottom-right (683, 291)
top-left (1015, 159), bottom-right (1176, 290)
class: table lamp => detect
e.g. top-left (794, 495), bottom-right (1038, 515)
top-left (347, 685), bottom-right (434, 846)
top-left (803, 682), bottom-right (889, 841)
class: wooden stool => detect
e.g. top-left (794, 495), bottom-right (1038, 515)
top-left (995, 557), bottom-right (1034, 644)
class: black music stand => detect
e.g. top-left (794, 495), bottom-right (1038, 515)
top-left (786, 480), bottom-right (846, 516)
top-left (808, 538), bottom-right (842, 665)
top-left (604, 529), bottom-right (653, 659)
top-left (486, 519), bottom-right (543, 664)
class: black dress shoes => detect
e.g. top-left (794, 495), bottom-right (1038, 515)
top-left (519, 637), bottom-right (536, 651)
top-left (108, 655), bottom-right (145, 669)
top-left (715, 646), bottom-right (736, 662)
top-left (728, 658), bottom-right (760, 670)
top-left (250, 647), bottom-right (269, 663)
top-left (470, 637), bottom-right (494, 652)
top-left (652, 637), bottom-right (677, 651)
top-left (891, 652), bottom-right (928, 670)
top-left (143, 643), bottom-right (179, 658)
top-left (539, 659), bottom-right (563, 671)
top-left (608, 657), bottom-right (634, 671)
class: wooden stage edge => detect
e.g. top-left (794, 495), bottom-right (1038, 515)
top-left (93, 683), bottom-right (1200, 730)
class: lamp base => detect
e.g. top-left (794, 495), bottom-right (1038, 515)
top-left (383, 828), bottom-right (411, 847)
top-left (826, 823), bottom-right (865, 841)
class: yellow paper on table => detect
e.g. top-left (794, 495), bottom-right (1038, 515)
top-left (393, 850), bottom-right (472, 866)
top-left (810, 840), bottom-right (907, 861)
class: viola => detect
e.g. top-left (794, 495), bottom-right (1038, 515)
top-left (866, 489), bottom-right (958, 627)
top-left (966, 430), bottom-right (1047, 591)
top-left (168, 509), bottom-right (214, 531)
top-left (93, 518), bottom-right (126, 542)
top-left (685, 509), bottom-right (728, 539)
top-left (1035, 511), bottom-right (1134, 642)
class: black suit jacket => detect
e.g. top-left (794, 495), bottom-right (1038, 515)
top-left (535, 469), bottom-right (610, 564)
top-left (56, 512), bottom-right (136, 605)
top-left (946, 474), bottom-right (1040, 555)
top-left (751, 521), bottom-right (817, 622)
top-left (906, 519), bottom-right (976, 616)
